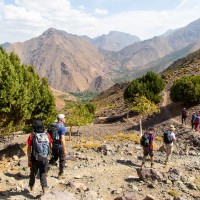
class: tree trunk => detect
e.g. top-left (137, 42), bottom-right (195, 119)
top-left (127, 111), bottom-right (129, 119)
top-left (139, 116), bottom-right (143, 137)
top-left (69, 126), bottom-right (72, 141)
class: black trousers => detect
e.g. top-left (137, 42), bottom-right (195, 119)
top-left (182, 117), bottom-right (186, 125)
top-left (29, 156), bottom-right (48, 188)
top-left (49, 146), bottom-right (65, 174)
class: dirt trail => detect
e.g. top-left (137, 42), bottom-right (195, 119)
top-left (162, 91), bottom-right (191, 128)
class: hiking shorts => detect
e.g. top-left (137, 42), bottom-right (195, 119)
top-left (143, 148), bottom-right (154, 157)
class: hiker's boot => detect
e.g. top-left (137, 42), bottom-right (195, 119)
top-left (29, 185), bottom-right (35, 192)
top-left (58, 172), bottom-right (65, 180)
top-left (42, 187), bottom-right (46, 194)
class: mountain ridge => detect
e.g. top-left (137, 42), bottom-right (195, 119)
top-left (6, 28), bottom-right (114, 93)
top-left (5, 18), bottom-right (200, 93)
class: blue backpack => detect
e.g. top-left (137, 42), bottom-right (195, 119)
top-left (32, 132), bottom-right (50, 161)
top-left (140, 133), bottom-right (152, 147)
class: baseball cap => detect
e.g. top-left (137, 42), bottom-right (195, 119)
top-left (148, 127), bottom-right (154, 131)
top-left (57, 114), bottom-right (65, 119)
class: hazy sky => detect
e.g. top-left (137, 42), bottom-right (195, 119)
top-left (1, 0), bottom-right (200, 43)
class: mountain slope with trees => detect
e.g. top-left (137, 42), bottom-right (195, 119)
top-left (93, 48), bottom-right (200, 118)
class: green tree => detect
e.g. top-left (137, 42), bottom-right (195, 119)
top-left (66, 103), bottom-right (95, 140)
top-left (130, 94), bottom-right (160, 136)
top-left (0, 47), bottom-right (56, 135)
top-left (124, 71), bottom-right (164, 104)
top-left (170, 75), bottom-right (200, 104)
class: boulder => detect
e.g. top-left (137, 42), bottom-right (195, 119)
top-left (98, 144), bottom-right (113, 152)
top-left (0, 143), bottom-right (25, 160)
top-left (168, 168), bottom-right (181, 182)
top-left (114, 190), bottom-right (140, 200)
top-left (67, 181), bottom-right (88, 191)
top-left (143, 194), bottom-right (156, 200)
top-left (40, 190), bottom-right (77, 200)
top-left (136, 168), bottom-right (164, 182)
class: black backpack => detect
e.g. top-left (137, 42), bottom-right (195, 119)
top-left (163, 130), bottom-right (173, 144)
top-left (47, 123), bottom-right (59, 141)
top-left (140, 133), bottom-right (152, 147)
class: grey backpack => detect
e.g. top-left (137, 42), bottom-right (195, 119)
top-left (32, 132), bottom-right (50, 161)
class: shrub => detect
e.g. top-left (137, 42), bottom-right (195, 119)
top-left (170, 75), bottom-right (200, 104)
top-left (124, 71), bottom-right (164, 104)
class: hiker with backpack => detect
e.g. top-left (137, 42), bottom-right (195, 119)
top-left (27, 120), bottom-right (53, 194)
top-left (181, 108), bottom-right (187, 125)
top-left (48, 114), bottom-right (67, 179)
top-left (194, 113), bottom-right (200, 131)
top-left (191, 112), bottom-right (196, 130)
top-left (140, 127), bottom-right (155, 168)
top-left (163, 125), bottom-right (176, 165)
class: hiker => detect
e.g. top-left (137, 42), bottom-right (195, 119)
top-left (191, 112), bottom-right (196, 130)
top-left (194, 113), bottom-right (200, 131)
top-left (181, 108), bottom-right (187, 125)
top-left (49, 114), bottom-right (67, 179)
top-left (140, 127), bottom-right (155, 168)
top-left (27, 120), bottom-right (52, 194)
top-left (163, 125), bottom-right (176, 165)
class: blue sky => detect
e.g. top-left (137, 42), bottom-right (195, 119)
top-left (1, 0), bottom-right (200, 43)
top-left (70, 0), bottom-right (181, 13)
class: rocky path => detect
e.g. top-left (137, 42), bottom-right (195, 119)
top-left (0, 88), bottom-right (200, 199)
top-left (0, 126), bottom-right (200, 200)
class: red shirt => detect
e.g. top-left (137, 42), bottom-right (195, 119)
top-left (27, 133), bottom-right (53, 146)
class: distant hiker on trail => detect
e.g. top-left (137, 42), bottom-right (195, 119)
top-left (191, 112), bottom-right (196, 130)
top-left (140, 127), bottom-right (155, 168)
top-left (49, 114), bottom-right (67, 179)
top-left (181, 108), bottom-right (187, 125)
top-left (194, 113), bottom-right (200, 132)
top-left (27, 120), bottom-right (53, 194)
top-left (163, 125), bottom-right (176, 165)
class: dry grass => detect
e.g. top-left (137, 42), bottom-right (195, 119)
top-left (72, 142), bottom-right (101, 149)
top-left (103, 135), bottom-right (115, 140)
top-left (156, 136), bottom-right (163, 142)
top-left (168, 190), bottom-right (181, 197)
top-left (195, 179), bottom-right (200, 183)
top-left (102, 133), bottom-right (141, 143)
top-left (115, 133), bottom-right (140, 143)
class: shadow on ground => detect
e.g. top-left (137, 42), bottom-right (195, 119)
top-left (4, 172), bottom-right (29, 180)
top-left (116, 159), bottom-right (141, 168)
top-left (0, 189), bottom-right (41, 199)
